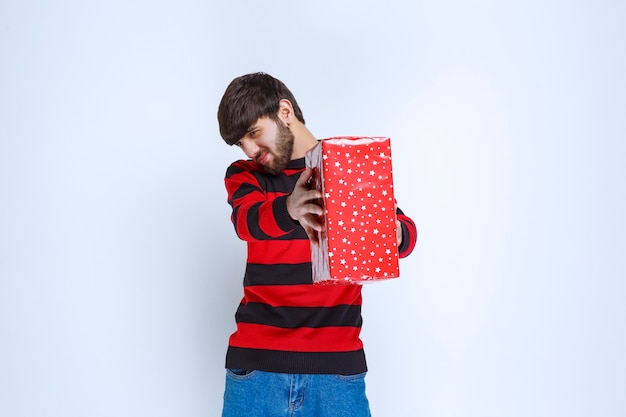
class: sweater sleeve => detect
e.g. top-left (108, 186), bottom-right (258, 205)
top-left (396, 206), bottom-right (417, 258)
top-left (225, 160), bottom-right (299, 242)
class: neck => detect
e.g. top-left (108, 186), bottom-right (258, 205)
top-left (290, 122), bottom-right (318, 159)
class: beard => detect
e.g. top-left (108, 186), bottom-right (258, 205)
top-left (259, 120), bottom-right (294, 175)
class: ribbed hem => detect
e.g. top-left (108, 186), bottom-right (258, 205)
top-left (226, 347), bottom-right (367, 375)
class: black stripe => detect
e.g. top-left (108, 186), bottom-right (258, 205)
top-left (226, 347), bottom-right (367, 375)
top-left (226, 161), bottom-right (301, 195)
top-left (272, 196), bottom-right (307, 236)
top-left (248, 162), bottom-right (303, 194)
top-left (236, 303), bottom-right (362, 328)
top-left (251, 170), bottom-right (300, 194)
top-left (244, 263), bottom-right (312, 286)
top-left (225, 162), bottom-right (246, 179)
top-left (232, 203), bottom-right (308, 241)
top-left (246, 202), bottom-right (271, 240)
top-left (229, 182), bottom-right (263, 207)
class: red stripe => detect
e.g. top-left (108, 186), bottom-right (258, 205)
top-left (398, 213), bottom-right (418, 258)
top-left (231, 197), bottom-right (276, 241)
top-left (264, 191), bottom-right (289, 199)
top-left (226, 168), bottom-right (261, 241)
top-left (247, 240), bottom-right (311, 264)
top-left (234, 203), bottom-right (252, 240)
top-left (258, 192), bottom-right (289, 237)
top-left (229, 323), bottom-right (363, 352)
top-left (284, 166), bottom-right (304, 176)
top-left (227, 177), bottom-right (293, 240)
top-left (243, 284), bottom-right (362, 308)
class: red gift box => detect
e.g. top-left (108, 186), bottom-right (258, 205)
top-left (305, 137), bottom-right (399, 284)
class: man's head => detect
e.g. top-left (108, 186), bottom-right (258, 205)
top-left (217, 72), bottom-right (305, 146)
top-left (238, 115), bottom-right (295, 175)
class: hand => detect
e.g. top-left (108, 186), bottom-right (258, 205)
top-left (287, 168), bottom-right (324, 244)
top-left (396, 218), bottom-right (403, 247)
top-left (395, 203), bottom-right (403, 247)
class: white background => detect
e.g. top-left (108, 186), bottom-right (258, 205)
top-left (1, 1), bottom-right (625, 416)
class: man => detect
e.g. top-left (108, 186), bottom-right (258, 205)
top-left (217, 72), bottom-right (417, 417)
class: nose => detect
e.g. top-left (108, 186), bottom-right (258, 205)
top-left (240, 138), bottom-right (259, 159)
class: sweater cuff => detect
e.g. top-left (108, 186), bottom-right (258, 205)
top-left (398, 222), bottom-right (409, 254)
top-left (273, 194), bottom-right (299, 232)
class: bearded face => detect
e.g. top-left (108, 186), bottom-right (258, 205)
top-left (256, 119), bottom-right (294, 175)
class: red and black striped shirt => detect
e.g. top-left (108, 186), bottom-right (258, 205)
top-left (224, 156), bottom-right (417, 374)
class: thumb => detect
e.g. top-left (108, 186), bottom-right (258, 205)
top-left (298, 167), bottom-right (313, 186)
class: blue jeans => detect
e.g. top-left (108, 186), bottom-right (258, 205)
top-left (222, 370), bottom-right (371, 417)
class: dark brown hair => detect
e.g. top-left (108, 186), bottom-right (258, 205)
top-left (217, 72), bottom-right (305, 145)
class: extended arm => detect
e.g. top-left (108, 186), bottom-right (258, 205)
top-left (225, 161), bottom-right (301, 241)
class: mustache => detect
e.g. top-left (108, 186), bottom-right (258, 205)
top-left (254, 150), bottom-right (269, 164)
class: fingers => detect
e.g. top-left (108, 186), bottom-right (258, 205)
top-left (288, 171), bottom-right (322, 221)
top-left (293, 189), bottom-right (322, 206)
top-left (396, 218), bottom-right (403, 246)
top-left (303, 224), bottom-right (320, 246)
top-left (288, 196), bottom-right (323, 220)
top-left (394, 200), bottom-right (402, 246)
top-left (295, 206), bottom-right (323, 233)
top-left (297, 211), bottom-right (322, 246)
top-left (287, 168), bottom-right (325, 244)
top-left (302, 200), bottom-right (323, 217)
top-left (297, 167), bottom-right (313, 186)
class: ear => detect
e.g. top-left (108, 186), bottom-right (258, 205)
top-left (277, 99), bottom-right (295, 126)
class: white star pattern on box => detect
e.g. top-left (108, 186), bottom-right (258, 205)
top-left (307, 137), bottom-right (399, 283)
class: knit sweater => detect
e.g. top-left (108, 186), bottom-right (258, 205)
top-left (224, 156), bottom-right (417, 374)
